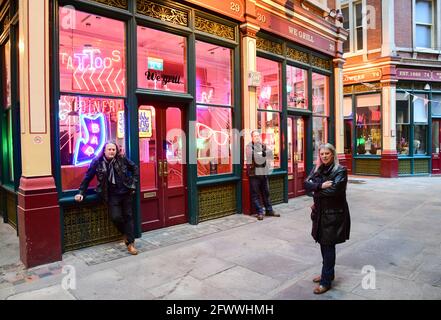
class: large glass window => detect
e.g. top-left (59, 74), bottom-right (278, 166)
top-left (3, 40), bottom-right (11, 108)
top-left (286, 65), bottom-right (308, 109)
top-left (355, 94), bottom-right (382, 155)
top-left (413, 94), bottom-right (428, 155)
top-left (256, 57), bottom-right (281, 111)
top-left (396, 93), bottom-right (410, 155)
top-left (59, 9), bottom-right (126, 96)
top-left (59, 7), bottom-right (126, 191)
top-left (312, 117), bottom-right (328, 161)
top-left (137, 27), bottom-right (186, 92)
top-left (196, 41), bottom-right (233, 176)
top-left (59, 96), bottom-right (125, 190)
top-left (258, 111), bottom-right (280, 168)
top-left (312, 73), bottom-right (330, 161)
top-left (432, 94), bottom-right (441, 116)
top-left (415, 0), bottom-right (434, 48)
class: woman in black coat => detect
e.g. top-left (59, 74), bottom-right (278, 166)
top-left (304, 143), bottom-right (351, 294)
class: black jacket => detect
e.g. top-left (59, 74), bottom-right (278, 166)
top-left (304, 164), bottom-right (351, 245)
top-left (245, 142), bottom-right (272, 177)
top-left (78, 155), bottom-right (139, 202)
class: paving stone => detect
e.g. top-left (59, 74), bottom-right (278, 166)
top-left (7, 285), bottom-right (76, 300)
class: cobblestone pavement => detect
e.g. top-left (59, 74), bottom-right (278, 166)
top-left (1, 176), bottom-right (441, 300)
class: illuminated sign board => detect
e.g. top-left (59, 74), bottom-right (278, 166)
top-left (117, 111), bottom-right (125, 139)
top-left (139, 109), bottom-right (152, 138)
top-left (73, 113), bottom-right (106, 166)
top-left (148, 57), bottom-right (164, 71)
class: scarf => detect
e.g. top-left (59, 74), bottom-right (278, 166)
top-left (103, 157), bottom-right (116, 185)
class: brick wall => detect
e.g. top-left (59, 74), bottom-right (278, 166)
top-left (367, 0), bottom-right (382, 51)
top-left (395, 0), bottom-right (412, 48)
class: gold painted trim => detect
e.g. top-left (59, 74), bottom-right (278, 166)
top-left (89, 0), bottom-right (128, 10)
top-left (256, 37), bottom-right (283, 55)
top-left (286, 47), bottom-right (309, 64)
top-left (137, 0), bottom-right (188, 27)
top-left (195, 15), bottom-right (235, 41)
top-left (311, 55), bottom-right (331, 71)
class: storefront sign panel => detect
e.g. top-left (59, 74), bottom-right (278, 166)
top-left (433, 71), bottom-right (441, 81)
top-left (255, 7), bottom-right (336, 55)
top-left (73, 113), bottom-right (106, 166)
top-left (183, 0), bottom-right (245, 21)
top-left (343, 68), bottom-right (382, 85)
top-left (396, 68), bottom-right (432, 81)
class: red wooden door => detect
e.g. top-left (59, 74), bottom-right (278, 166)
top-left (138, 105), bottom-right (187, 232)
top-left (432, 119), bottom-right (441, 174)
top-left (288, 116), bottom-right (306, 198)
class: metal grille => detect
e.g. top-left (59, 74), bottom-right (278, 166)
top-left (63, 203), bottom-right (121, 252)
top-left (137, 0), bottom-right (188, 26)
top-left (194, 15), bottom-right (235, 41)
top-left (398, 159), bottom-right (412, 175)
top-left (355, 159), bottom-right (381, 175)
top-left (269, 176), bottom-right (284, 205)
top-left (414, 159), bottom-right (429, 174)
top-left (198, 184), bottom-right (236, 222)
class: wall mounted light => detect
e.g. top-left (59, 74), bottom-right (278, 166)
top-left (424, 83), bottom-right (431, 90)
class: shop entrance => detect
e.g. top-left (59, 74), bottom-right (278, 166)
top-left (432, 119), bottom-right (441, 174)
top-left (287, 116), bottom-right (306, 198)
top-left (138, 104), bottom-right (187, 231)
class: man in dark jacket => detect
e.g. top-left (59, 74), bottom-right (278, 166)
top-left (75, 141), bottom-right (140, 255)
top-left (304, 143), bottom-right (351, 294)
top-left (246, 130), bottom-right (280, 220)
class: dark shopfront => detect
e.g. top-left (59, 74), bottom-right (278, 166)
top-left (55, 0), bottom-right (242, 252)
top-left (0, 0), bottom-right (20, 230)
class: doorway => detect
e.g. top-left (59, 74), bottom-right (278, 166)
top-left (138, 104), bottom-right (187, 231)
top-left (432, 119), bottom-right (441, 174)
top-left (287, 116), bottom-right (306, 198)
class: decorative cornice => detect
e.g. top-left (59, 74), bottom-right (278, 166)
top-left (240, 22), bottom-right (260, 38)
top-left (89, 0), bottom-right (128, 10)
top-left (195, 16), bottom-right (235, 41)
top-left (137, 0), bottom-right (188, 27)
top-left (256, 36), bottom-right (283, 55)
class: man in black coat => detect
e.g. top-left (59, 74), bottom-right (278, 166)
top-left (75, 141), bottom-right (139, 255)
top-left (304, 143), bottom-right (351, 294)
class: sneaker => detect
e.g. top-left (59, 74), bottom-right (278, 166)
top-left (265, 211), bottom-right (280, 217)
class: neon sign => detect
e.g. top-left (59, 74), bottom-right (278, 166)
top-left (60, 49), bottom-right (124, 95)
top-left (195, 122), bottom-right (229, 147)
top-left (73, 113), bottom-right (106, 166)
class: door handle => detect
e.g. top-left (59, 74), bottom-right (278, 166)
top-left (158, 160), bottom-right (163, 177)
top-left (163, 160), bottom-right (168, 177)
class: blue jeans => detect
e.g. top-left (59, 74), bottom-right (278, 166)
top-left (249, 176), bottom-right (273, 214)
top-left (320, 244), bottom-right (336, 287)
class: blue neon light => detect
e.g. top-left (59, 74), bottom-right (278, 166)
top-left (73, 113), bottom-right (107, 166)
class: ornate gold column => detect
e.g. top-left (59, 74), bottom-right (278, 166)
top-left (18, 0), bottom-right (61, 267)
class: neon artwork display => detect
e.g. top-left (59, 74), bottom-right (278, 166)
top-left (139, 109), bottom-right (152, 138)
top-left (73, 113), bottom-right (107, 166)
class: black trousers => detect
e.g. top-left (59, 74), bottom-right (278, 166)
top-left (108, 192), bottom-right (135, 245)
top-left (249, 176), bottom-right (273, 214)
top-left (320, 244), bottom-right (336, 287)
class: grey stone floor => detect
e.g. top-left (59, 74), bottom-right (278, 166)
top-left (1, 176), bottom-right (441, 300)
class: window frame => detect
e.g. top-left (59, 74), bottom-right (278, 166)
top-left (341, 0), bottom-right (366, 55)
top-left (414, 0), bottom-right (436, 49)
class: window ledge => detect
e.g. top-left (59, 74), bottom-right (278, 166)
top-left (414, 47), bottom-right (441, 54)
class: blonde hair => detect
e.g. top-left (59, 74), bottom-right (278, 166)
top-left (314, 143), bottom-right (339, 172)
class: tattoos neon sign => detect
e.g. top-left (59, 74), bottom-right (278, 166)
top-left (73, 113), bottom-right (106, 166)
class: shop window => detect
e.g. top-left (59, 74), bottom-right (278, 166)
top-left (312, 116), bottom-right (328, 161)
top-left (287, 118), bottom-right (293, 173)
top-left (3, 40), bottom-right (11, 108)
top-left (59, 95), bottom-right (125, 191)
top-left (432, 121), bottom-right (440, 154)
top-left (355, 94), bottom-right (382, 155)
top-left (196, 106), bottom-right (232, 176)
top-left (396, 93), bottom-right (410, 155)
top-left (196, 41), bottom-right (233, 177)
top-left (258, 111), bottom-right (281, 169)
top-left (256, 57), bottom-right (281, 111)
top-left (312, 73), bottom-right (329, 116)
top-left (137, 27), bottom-right (187, 93)
top-left (286, 65), bottom-right (308, 109)
top-left (196, 41), bottom-right (231, 106)
top-left (413, 94), bottom-right (428, 155)
top-left (59, 8), bottom-right (126, 97)
top-left (432, 94), bottom-right (441, 116)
